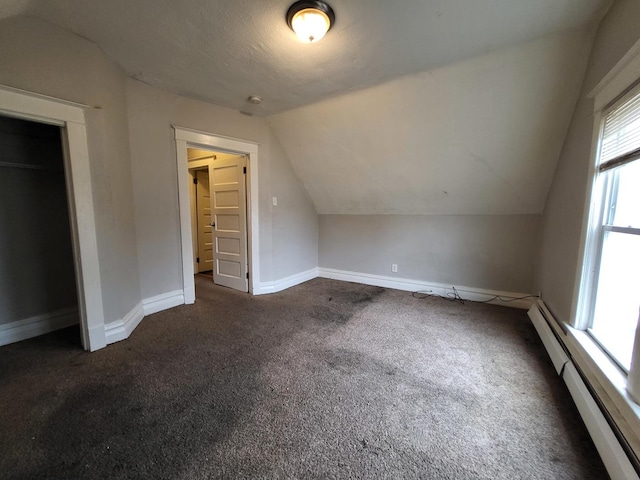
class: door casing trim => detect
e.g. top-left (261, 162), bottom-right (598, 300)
top-left (0, 84), bottom-right (106, 351)
top-left (174, 126), bottom-right (259, 299)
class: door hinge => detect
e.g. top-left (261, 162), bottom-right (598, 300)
top-left (243, 166), bottom-right (247, 174)
top-left (196, 257), bottom-right (200, 263)
top-left (246, 272), bottom-right (249, 279)
top-left (193, 178), bottom-right (197, 184)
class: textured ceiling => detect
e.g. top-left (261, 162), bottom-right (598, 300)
top-left (1, 0), bottom-right (613, 216)
top-left (10, 0), bottom-right (611, 115)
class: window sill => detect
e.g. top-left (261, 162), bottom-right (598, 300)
top-left (560, 319), bottom-right (640, 458)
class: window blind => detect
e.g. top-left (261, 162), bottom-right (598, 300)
top-left (600, 88), bottom-right (640, 171)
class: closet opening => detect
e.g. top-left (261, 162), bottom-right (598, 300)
top-left (0, 114), bottom-right (80, 347)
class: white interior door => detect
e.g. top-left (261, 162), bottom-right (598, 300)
top-left (195, 169), bottom-right (213, 273)
top-left (210, 155), bottom-right (248, 292)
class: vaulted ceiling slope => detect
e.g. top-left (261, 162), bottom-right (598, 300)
top-left (3, 0), bottom-right (610, 115)
top-left (1, 1), bottom-right (611, 217)
top-left (269, 30), bottom-right (592, 215)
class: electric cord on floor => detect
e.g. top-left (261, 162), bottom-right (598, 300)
top-left (412, 287), bottom-right (540, 305)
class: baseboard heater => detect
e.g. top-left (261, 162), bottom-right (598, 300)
top-left (528, 302), bottom-right (639, 480)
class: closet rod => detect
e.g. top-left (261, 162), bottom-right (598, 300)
top-left (0, 160), bottom-right (62, 172)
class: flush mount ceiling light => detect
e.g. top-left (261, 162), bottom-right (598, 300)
top-left (287, 0), bottom-right (335, 43)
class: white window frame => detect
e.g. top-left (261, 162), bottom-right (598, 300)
top-left (577, 83), bottom-right (640, 372)
top-left (569, 38), bottom-right (640, 461)
top-left (576, 39), bottom-right (640, 337)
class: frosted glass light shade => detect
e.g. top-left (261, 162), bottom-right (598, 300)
top-left (291, 8), bottom-right (331, 43)
top-left (286, 1), bottom-right (335, 43)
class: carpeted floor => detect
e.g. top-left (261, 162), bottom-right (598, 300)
top-left (0, 277), bottom-right (608, 479)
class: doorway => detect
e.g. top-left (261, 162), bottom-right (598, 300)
top-left (193, 168), bottom-right (213, 275)
top-left (0, 115), bottom-right (80, 346)
top-left (174, 127), bottom-right (260, 302)
top-left (187, 147), bottom-right (249, 292)
top-left (0, 85), bottom-right (105, 351)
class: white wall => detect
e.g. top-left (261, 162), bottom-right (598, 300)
top-left (536, 0), bottom-right (640, 322)
top-left (266, 29), bottom-right (592, 296)
top-left (125, 79), bottom-right (318, 300)
top-left (269, 29), bottom-right (591, 216)
top-left (2, 5), bottom-right (620, 336)
top-left (320, 215), bottom-right (540, 294)
top-left (0, 16), bottom-right (141, 326)
top-left (270, 137), bottom-right (318, 280)
top-left (0, 14), bottom-right (317, 338)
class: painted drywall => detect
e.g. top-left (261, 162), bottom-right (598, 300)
top-left (0, 116), bottom-right (78, 324)
top-left (269, 30), bottom-right (592, 216)
top-left (125, 79), bottom-right (317, 300)
top-left (0, 0), bottom-right (29, 19)
top-left (266, 30), bottom-right (591, 297)
top-left (0, 16), bottom-right (142, 326)
top-left (536, 0), bottom-right (640, 322)
top-left (320, 215), bottom-right (540, 294)
top-left (270, 135), bottom-right (318, 280)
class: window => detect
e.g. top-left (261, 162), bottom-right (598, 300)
top-left (584, 85), bottom-right (640, 371)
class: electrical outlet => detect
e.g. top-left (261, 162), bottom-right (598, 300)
top-left (391, 264), bottom-right (398, 273)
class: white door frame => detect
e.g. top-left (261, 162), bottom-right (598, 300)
top-left (174, 126), bottom-right (260, 300)
top-left (0, 85), bottom-right (105, 351)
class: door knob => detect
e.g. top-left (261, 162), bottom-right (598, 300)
top-left (211, 222), bottom-right (215, 227)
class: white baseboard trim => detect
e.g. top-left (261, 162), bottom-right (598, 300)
top-left (318, 267), bottom-right (535, 309)
top-left (0, 307), bottom-right (79, 346)
top-left (528, 304), bottom-right (570, 374)
top-left (104, 291), bottom-right (185, 346)
top-left (104, 301), bottom-right (144, 345)
top-left (143, 290), bottom-right (185, 316)
top-left (258, 268), bottom-right (318, 295)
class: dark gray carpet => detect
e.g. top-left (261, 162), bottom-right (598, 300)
top-left (0, 277), bottom-right (608, 479)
